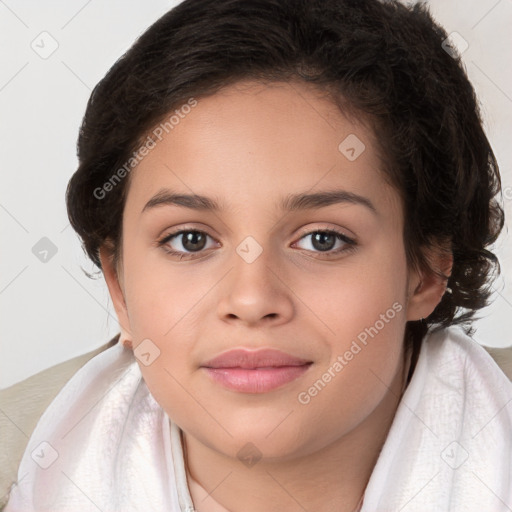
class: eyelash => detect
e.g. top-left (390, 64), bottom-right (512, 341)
top-left (156, 227), bottom-right (357, 260)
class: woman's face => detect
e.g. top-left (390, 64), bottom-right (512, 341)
top-left (102, 80), bottom-right (442, 461)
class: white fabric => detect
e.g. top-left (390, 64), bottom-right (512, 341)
top-left (4, 343), bottom-right (194, 512)
top-left (5, 327), bottom-right (512, 511)
top-left (361, 327), bottom-right (512, 511)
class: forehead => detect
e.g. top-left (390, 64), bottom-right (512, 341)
top-left (124, 79), bottom-right (401, 224)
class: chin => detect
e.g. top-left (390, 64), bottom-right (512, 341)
top-left (219, 420), bottom-right (327, 461)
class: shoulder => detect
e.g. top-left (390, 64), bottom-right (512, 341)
top-left (0, 335), bottom-right (119, 509)
top-left (425, 325), bottom-right (512, 381)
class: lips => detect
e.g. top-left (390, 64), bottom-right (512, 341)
top-left (201, 349), bottom-right (312, 393)
top-left (203, 348), bottom-right (311, 369)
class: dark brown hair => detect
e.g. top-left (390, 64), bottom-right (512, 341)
top-left (66, 0), bottom-right (504, 350)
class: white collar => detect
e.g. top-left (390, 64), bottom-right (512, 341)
top-left (170, 419), bottom-right (195, 511)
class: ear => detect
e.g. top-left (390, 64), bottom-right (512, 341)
top-left (406, 244), bottom-right (453, 322)
top-left (99, 242), bottom-right (133, 348)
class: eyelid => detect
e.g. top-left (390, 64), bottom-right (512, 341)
top-left (158, 223), bottom-right (355, 242)
top-left (294, 223), bottom-right (356, 241)
top-left (157, 224), bottom-right (357, 258)
top-left (291, 227), bottom-right (357, 256)
top-left (157, 227), bottom-right (219, 250)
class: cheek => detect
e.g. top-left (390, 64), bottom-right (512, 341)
top-left (121, 242), bottom-right (215, 340)
top-left (298, 242), bottom-right (409, 405)
top-left (120, 248), bottom-right (217, 417)
top-left (294, 274), bottom-right (408, 450)
top-left (302, 242), bottom-right (409, 347)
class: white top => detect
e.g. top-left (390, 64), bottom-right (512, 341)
top-left (5, 326), bottom-right (512, 511)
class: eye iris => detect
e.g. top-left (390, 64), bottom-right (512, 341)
top-left (312, 232), bottom-right (336, 251)
top-left (182, 232), bottom-right (206, 252)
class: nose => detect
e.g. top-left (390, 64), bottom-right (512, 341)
top-left (216, 245), bottom-right (294, 328)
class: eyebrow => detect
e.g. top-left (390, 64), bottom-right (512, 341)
top-left (141, 188), bottom-right (377, 215)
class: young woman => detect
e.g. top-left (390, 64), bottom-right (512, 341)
top-left (5, 0), bottom-right (511, 510)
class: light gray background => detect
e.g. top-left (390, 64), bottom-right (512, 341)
top-left (1, 0), bottom-right (511, 388)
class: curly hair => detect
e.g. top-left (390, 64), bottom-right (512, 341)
top-left (66, 0), bottom-right (504, 352)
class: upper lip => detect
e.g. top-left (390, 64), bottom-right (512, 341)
top-left (202, 349), bottom-right (312, 369)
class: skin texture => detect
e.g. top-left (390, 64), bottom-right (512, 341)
top-left (100, 80), bottom-right (451, 512)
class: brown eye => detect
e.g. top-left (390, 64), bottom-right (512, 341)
top-left (180, 231), bottom-right (208, 252)
top-left (158, 230), bottom-right (216, 256)
top-left (310, 232), bottom-right (337, 252)
top-left (294, 229), bottom-right (356, 256)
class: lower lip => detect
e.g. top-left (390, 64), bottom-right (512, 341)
top-left (203, 365), bottom-right (311, 393)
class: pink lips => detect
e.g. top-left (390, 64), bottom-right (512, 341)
top-left (201, 349), bottom-right (312, 393)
